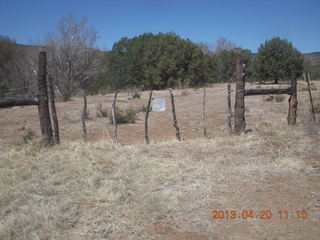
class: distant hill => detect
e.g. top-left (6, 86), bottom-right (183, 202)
top-left (303, 52), bottom-right (320, 65)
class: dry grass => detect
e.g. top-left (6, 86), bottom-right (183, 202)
top-left (297, 82), bottom-right (318, 92)
top-left (314, 99), bottom-right (320, 114)
top-left (180, 89), bottom-right (189, 96)
top-left (263, 95), bottom-right (286, 102)
top-left (274, 95), bottom-right (285, 102)
top-left (1, 82), bottom-right (320, 239)
top-left (0, 120), bottom-right (319, 239)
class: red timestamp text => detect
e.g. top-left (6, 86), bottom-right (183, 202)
top-left (210, 209), bottom-right (308, 220)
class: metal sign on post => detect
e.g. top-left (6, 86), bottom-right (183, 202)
top-left (152, 98), bottom-right (166, 112)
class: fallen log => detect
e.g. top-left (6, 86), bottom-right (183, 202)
top-left (244, 87), bottom-right (292, 96)
top-left (0, 97), bottom-right (38, 108)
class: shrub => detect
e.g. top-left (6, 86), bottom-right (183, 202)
top-left (22, 129), bottom-right (36, 143)
top-left (314, 100), bottom-right (320, 113)
top-left (274, 95), bottom-right (285, 102)
top-left (95, 103), bottom-right (108, 118)
top-left (109, 106), bottom-right (137, 124)
top-left (264, 95), bottom-right (274, 102)
top-left (138, 105), bottom-right (151, 113)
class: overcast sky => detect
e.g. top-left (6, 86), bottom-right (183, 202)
top-left (0, 0), bottom-right (319, 53)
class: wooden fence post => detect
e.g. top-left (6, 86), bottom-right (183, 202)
top-left (305, 72), bottom-right (316, 123)
top-left (111, 91), bottom-right (118, 142)
top-left (202, 87), bottom-right (208, 138)
top-left (48, 75), bottom-right (60, 144)
top-left (227, 84), bottom-right (233, 135)
top-left (287, 75), bottom-right (298, 125)
top-left (169, 88), bottom-right (182, 141)
top-left (37, 51), bottom-right (53, 145)
top-left (145, 90), bottom-right (153, 144)
top-left (81, 89), bottom-right (88, 142)
top-left (234, 50), bottom-right (246, 135)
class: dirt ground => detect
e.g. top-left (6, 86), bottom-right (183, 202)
top-left (0, 82), bottom-right (320, 240)
top-left (1, 82), bottom-right (318, 148)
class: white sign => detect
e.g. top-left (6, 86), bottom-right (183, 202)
top-left (152, 98), bottom-right (166, 112)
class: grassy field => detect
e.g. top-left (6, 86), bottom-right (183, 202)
top-left (0, 82), bottom-right (320, 239)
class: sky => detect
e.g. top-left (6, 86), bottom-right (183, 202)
top-left (0, 0), bottom-right (319, 53)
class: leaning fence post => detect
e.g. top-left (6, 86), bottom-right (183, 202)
top-left (81, 89), bottom-right (88, 143)
top-left (111, 91), bottom-right (118, 142)
top-left (234, 50), bottom-right (246, 135)
top-left (37, 51), bottom-right (53, 145)
top-left (287, 74), bottom-right (298, 125)
top-left (305, 72), bottom-right (316, 123)
top-left (227, 84), bottom-right (233, 135)
top-left (169, 88), bottom-right (182, 141)
top-left (48, 75), bottom-right (60, 144)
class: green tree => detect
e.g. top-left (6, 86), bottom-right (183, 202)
top-left (214, 48), bottom-right (252, 82)
top-left (104, 37), bottom-right (131, 90)
top-left (252, 37), bottom-right (303, 83)
top-left (104, 33), bottom-right (211, 90)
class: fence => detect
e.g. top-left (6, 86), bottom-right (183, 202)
top-left (233, 49), bottom-right (298, 135)
top-left (0, 51), bottom-right (59, 145)
top-left (0, 50), bottom-right (316, 146)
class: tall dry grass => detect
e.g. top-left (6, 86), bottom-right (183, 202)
top-left (0, 120), bottom-right (319, 239)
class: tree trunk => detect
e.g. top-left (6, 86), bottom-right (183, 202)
top-left (227, 84), bottom-right (233, 135)
top-left (48, 75), bottom-right (60, 144)
top-left (111, 91), bottom-right (118, 142)
top-left (145, 90), bottom-right (153, 144)
top-left (37, 51), bottom-right (53, 145)
top-left (202, 87), bottom-right (207, 138)
top-left (234, 50), bottom-right (246, 135)
top-left (287, 76), bottom-right (298, 125)
top-left (169, 88), bottom-right (182, 141)
top-left (81, 89), bottom-right (88, 142)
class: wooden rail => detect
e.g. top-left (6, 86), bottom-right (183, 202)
top-left (244, 87), bottom-right (292, 96)
top-left (0, 97), bottom-right (38, 108)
